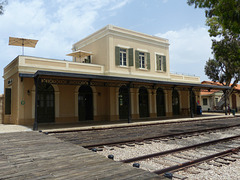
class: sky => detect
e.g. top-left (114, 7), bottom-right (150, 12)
top-left (0, 0), bottom-right (213, 94)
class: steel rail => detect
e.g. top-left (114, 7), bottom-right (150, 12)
top-left (153, 146), bottom-right (240, 175)
top-left (120, 134), bottom-right (240, 163)
top-left (82, 124), bottom-right (240, 149)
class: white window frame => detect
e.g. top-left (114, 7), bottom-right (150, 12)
top-left (155, 52), bottom-right (165, 72)
top-left (139, 52), bottom-right (146, 69)
top-left (203, 98), bottom-right (208, 106)
top-left (119, 48), bottom-right (127, 67)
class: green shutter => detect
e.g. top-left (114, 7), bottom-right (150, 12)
top-left (156, 54), bottom-right (160, 70)
top-left (163, 56), bottom-right (166, 72)
top-left (135, 50), bottom-right (139, 68)
top-left (147, 52), bottom-right (150, 70)
top-left (115, 46), bottom-right (120, 65)
top-left (128, 48), bottom-right (133, 66)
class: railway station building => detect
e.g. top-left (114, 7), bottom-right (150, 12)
top-left (2, 25), bottom-right (229, 129)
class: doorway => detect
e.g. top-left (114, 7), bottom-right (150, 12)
top-left (78, 85), bottom-right (93, 121)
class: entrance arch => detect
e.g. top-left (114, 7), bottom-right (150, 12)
top-left (37, 82), bottom-right (55, 123)
top-left (190, 91), bottom-right (196, 114)
top-left (78, 85), bottom-right (93, 121)
top-left (119, 85), bottom-right (129, 119)
top-left (172, 89), bottom-right (180, 115)
top-left (156, 88), bottom-right (165, 116)
top-left (139, 87), bottom-right (149, 118)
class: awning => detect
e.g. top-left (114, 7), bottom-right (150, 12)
top-left (66, 50), bottom-right (93, 58)
top-left (19, 70), bottom-right (231, 91)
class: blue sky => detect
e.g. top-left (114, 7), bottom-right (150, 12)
top-left (0, 0), bottom-right (212, 94)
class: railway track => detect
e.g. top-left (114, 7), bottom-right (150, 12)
top-left (83, 124), bottom-right (240, 149)
top-left (47, 117), bottom-right (240, 149)
top-left (95, 126), bottom-right (240, 179)
top-left (45, 117), bottom-right (240, 179)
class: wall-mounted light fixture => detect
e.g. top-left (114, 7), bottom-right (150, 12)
top-left (27, 90), bottom-right (31, 96)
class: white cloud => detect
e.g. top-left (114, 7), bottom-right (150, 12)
top-left (0, 0), bottom-right (130, 93)
top-left (108, 0), bottom-right (130, 10)
top-left (156, 27), bottom-right (212, 80)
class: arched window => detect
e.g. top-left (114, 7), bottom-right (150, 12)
top-left (37, 82), bottom-right (55, 123)
top-left (139, 87), bottom-right (149, 118)
top-left (156, 88), bottom-right (165, 116)
top-left (78, 85), bottom-right (93, 121)
top-left (172, 89), bottom-right (180, 115)
top-left (119, 85), bottom-right (129, 119)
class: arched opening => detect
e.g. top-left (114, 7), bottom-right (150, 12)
top-left (156, 88), bottom-right (165, 116)
top-left (172, 89), bottom-right (180, 115)
top-left (78, 85), bottom-right (93, 121)
top-left (37, 82), bottom-right (55, 123)
top-left (139, 87), bottom-right (149, 118)
top-left (190, 91), bottom-right (196, 114)
top-left (119, 85), bottom-right (129, 119)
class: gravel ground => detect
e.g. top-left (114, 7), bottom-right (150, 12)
top-left (0, 124), bottom-right (32, 133)
top-left (97, 128), bottom-right (240, 179)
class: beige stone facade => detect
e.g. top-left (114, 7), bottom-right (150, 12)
top-left (0, 94), bottom-right (3, 123)
top-left (3, 25), bottom-right (226, 127)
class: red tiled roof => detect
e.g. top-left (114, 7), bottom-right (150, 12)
top-left (201, 81), bottom-right (240, 90)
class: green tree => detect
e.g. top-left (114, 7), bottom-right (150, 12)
top-left (0, 0), bottom-right (7, 15)
top-left (205, 33), bottom-right (240, 88)
top-left (187, 0), bottom-right (240, 34)
top-left (189, 0), bottom-right (240, 109)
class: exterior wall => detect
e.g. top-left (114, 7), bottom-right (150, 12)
top-left (3, 72), bottom-right (20, 124)
top-left (0, 94), bottom-right (3, 123)
top-left (74, 36), bottom-right (109, 70)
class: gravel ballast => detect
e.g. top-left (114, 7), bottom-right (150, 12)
top-left (97, 128), bottom-right (240, 179)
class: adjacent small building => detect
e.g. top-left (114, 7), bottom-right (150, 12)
top-left (2, 25), bottom-right (228, 128)
top-left (200, 81), bottom-right (240, 112)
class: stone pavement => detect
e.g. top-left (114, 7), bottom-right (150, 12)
top-left (0, 124), bottom-right (32, 133)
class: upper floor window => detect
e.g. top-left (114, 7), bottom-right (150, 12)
top-left (120, 48), bottom-right (127, 66)
top-left (135, 50), bottom-right (150, 70)
top-left (156, 54), bottom-right (166, 72)
top-left (139, 52), bottom-right (145, 68)
top-left (115, 46), bottom-right (133, 67)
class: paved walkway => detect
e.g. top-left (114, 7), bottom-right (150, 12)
top-left (0, 124), bottom-right (32, 133)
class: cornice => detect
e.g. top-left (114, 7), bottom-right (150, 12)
top-left (73, 25), bottom-right (169, 50)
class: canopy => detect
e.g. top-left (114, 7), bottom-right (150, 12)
top-left (66, 50), bottom-right (93, 58)
top-left (9, 37), bottom-right (38, 55)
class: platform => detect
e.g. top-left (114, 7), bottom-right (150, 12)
top-left (0, 131), bottom-right (163, 179)
top-left (39, 113), bottom-right (235, 133)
